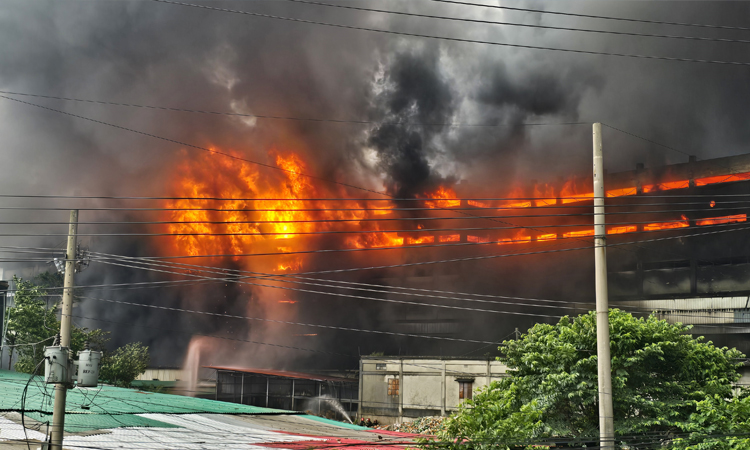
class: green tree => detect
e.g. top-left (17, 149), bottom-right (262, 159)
top-left (5, 276), bottom-right (59, 372)
top-left (99, 342), bottom-right (150, 388)
top-left (435, 310), bottom-right (750, 449)
top-left (5, 274), bottom-right (151, 388)
top-left (5, 276), bottom-right (111, 373)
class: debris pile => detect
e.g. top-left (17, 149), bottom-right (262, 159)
top-left (375, 416), bottom-right (447, 435)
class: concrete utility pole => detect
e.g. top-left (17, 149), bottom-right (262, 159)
top-left (50, 209), bottom-right (78, 450)
top-left (593, 124), bottom-right (614, 449)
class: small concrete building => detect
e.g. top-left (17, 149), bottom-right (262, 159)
top-left (359, 356), bottom-right (508, 425)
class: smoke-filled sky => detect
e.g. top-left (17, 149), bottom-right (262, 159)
top-left (2, 1), bottom-right (750, 368)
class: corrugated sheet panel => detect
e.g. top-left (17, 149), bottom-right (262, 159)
top-left (0, 369), bottom-right (296, 432)
top-left (60, 413), bottom-right (323, 450)
top-left (24, 411), bottom-right (179, 432)
top-left (0, 415), bottom-right (47, 442)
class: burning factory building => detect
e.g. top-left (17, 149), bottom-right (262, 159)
top-left (158, 140), bottom-right (750, 382)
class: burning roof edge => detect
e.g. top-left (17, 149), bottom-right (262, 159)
top-left (597, 153), bottom-right (750, 190)
top-left (204, 366), bottom-right (355, 383)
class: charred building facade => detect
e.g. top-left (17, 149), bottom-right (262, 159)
top-left (605, 154), bottom-right (750, 355)
top-left (366, 153), bottom-right (750, 355)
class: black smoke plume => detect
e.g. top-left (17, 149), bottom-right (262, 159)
top-left (2, 1), bottom-right (750, 370)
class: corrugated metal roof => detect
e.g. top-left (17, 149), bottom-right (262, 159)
top-left (0, 369), bottom-right (297, 432)
top-left (59, 413), bottom-right (324, 450)
top-left (206, 366), bottom-right (355, 383)
top-left (0, 415), bottom-right (47, 442)
top-left (2, 410), bottom-right (407, 449)
top-left (298, 415), bottom-right (369, 430)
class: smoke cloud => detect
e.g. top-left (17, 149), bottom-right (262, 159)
top-left (1, 0), bottom-right (750, 369)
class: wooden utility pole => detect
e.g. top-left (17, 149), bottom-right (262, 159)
top-left (593, 124), bottom-right (614, 449)
top-left (50, 209), bottom-right (78, 450)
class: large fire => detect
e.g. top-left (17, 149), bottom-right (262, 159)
top-left (164, 149), bottom-right (462, 270)
top-left (164, 149), bottom-right (750, 266)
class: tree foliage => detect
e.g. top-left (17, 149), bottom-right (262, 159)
top-left (5, 274), bottom-right (150, 388)
top-left (4, 276), bottom-right (58, 372)
top-left (5, 275), bottom-right (110, 373)
top-left (434, 310), bottom-right (750, 449)
top-left (99, 342), bottom-right (150, 388)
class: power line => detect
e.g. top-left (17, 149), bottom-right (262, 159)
top-left (273, 222), bottom-right (750, 277)
top-left (281, 0), bottom-right (750, 45)
top-left (0, 94), bottom-right (387, 198)
top-left (0, 202), bottom-right (743, 213)
top-left (602, 122), bottom-right (696, 159)
top-left (70, 313), bottom-right (356, 359)
top-left (4, 193), bottom-right (750, 201)
top-left (1, 222), bottom-right (748, 273)
top-left (0, 90), bottom-right (737, 256)
top-left (1, 209), bottom-right (748, 227)
top-left (89, 252), bottom-right (750, 324)
top-left (4, 198), bottom-right (750, 223)
top-left (80, 294), bottom-right (510, 344)
top-left (426, 0), bottom-right (750, 32)
top-left (3, 219), bottom-right (748, 268)
top-left (0, 90), bottom-right (587, 128)
top-left (148, 0), bottom-right (750, 66)
top-left (92, 252), bottom-right (584, 312)
top-left (94, 257), bottom-right (571, 319)
top-left (1, 207), bottom-right (749, 229)
top-left (6, 219), bottom-right (745, 283)
top-left (0, 93), bottom-right (589, 245)
top-left (93, 250), bottom-right (582, 306)
top-left (1, 212), bottom-right (748, 236)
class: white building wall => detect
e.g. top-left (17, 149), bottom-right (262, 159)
top-left (136, 368), bottom-right (186, 382)
top-left (359, 357), bottom-right (508, 425)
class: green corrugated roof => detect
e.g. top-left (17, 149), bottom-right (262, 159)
top-left (299, 415), bottom-right (370, 431)
top-left (0, 369), bottom-right (296, 432)
top-left (24, 411), bottom-right (180, 432)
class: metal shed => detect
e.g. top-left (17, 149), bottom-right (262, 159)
top-left (207, 366), bottom-right (359, 421)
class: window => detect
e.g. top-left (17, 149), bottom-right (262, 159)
top-left (387, 378), bottom-right (399, 396)
top-left (458, 380), bottom-right (473, 400)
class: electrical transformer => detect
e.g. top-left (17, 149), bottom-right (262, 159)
top-left (44, 346), bottom-right (69, 384)
top-left (76, 349), bottom-right (102, 387)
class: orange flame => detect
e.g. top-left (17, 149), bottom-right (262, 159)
top-left (498, 230), bottom-right (531, 244)
top-left (644, 215), bottom-right (690, 231)
top-left (165, 149), bottom-right (461, 257)
top-left (533, 183), bottom-right (556, 207)
top-left (642, 180), bottom-right (690, 193)
top-left (696, 214), bottom-right (746, 226)
top-left (606, 187), bottom-right (637, 198)
top-left (696, 172), bottom-right (750, 186)
top-left (424, 186), bottom-right (461, 208)
top-left (608, 225), bottom-right (637, 235)
top-left (502, 186), bottom-right (532, 209)
top-left (407, 236), bottom-right (435, 245)
top-left (277, 257), bottom-right (303, 272)
top-left (166, 148), bottom-right (750, 259)
top-left (563, 229), bottom-right (595, 238)
top-left (468, 200), bottom-right (490, 208)
top-left (346, 232), bottom-right (404, 249)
